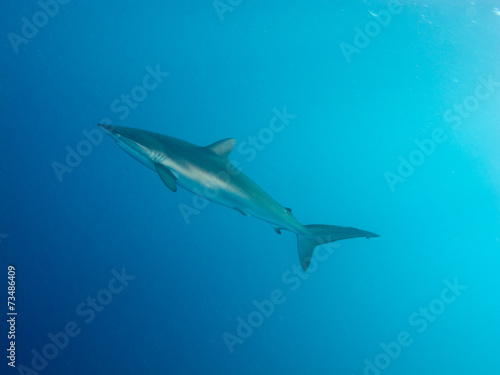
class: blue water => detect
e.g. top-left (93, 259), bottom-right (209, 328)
top-left (2, 1), bottom-right (500, 374)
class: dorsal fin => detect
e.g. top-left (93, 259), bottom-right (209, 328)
top-left (205, 138), bottom-right (235, 158)
top-left (285, 207), bottom-right (292, 214)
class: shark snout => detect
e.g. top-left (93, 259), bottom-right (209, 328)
top-left (98, 123), bottom-right (115, 135)
top-left (98, 123), bottom-right (124, 143)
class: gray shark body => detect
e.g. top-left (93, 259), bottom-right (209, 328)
top-left (99, 124), bottom-right (378, 270)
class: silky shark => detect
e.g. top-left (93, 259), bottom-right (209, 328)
top-left (99, 124), bottom-right (378, 270)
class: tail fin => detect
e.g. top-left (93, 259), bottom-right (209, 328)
top-left (297, 225), bottom-right (379, 271)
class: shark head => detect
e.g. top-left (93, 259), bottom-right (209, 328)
top-left (98, 123), bottom-right (170, 170)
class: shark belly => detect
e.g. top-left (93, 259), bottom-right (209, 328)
top-left (170, 161), bottom-right (247, 208)
top-left (193, 172), bottom-right (303, 233)
top-left (177, 176), bottom-right (253, 215)
top-left (170, 160), bottom-right (294, 228)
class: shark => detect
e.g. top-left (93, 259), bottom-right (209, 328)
top-left (98, 124), bottom-right (378, 270)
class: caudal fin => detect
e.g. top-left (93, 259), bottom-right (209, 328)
top-left (297, 225), bottom-right (379, 271)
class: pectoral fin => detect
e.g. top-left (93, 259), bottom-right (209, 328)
top-left (155, 164), bottom-right (177, 192)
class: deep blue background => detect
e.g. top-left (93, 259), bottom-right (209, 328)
top-left (1, 1), bottom-right (500, 374)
